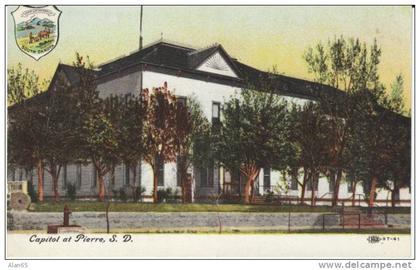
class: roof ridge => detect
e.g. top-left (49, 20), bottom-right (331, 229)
top-left (188, 43), bottom-right (219, 55)
top-left (98, 39), bottom-right (197, 68)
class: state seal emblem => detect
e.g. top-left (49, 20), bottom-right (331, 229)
top-left (12, 5), bottom-right (61, 60)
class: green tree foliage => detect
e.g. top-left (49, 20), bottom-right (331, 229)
top-left (213, 88), bottom-right (295, 204)
top-left (343, 84), bottom-right (411, 207)
top-left (112, 94), bottom-right (146, 187)
top-left (142, 82), bottom-right (178, 203)
top-left (303, 36), bottom-right (395, 206)
top-left (43, 72), bottom-right (81, 202)
top-left (7, 64), bottom-right (42, 106)
top-left (388, 74), bottom-right (407, 115)
top-left (174, 96), bottom-right (211, 203)
top-left (7, 64), bottom-right (49, 202)
top-left (8, 103), bottom-right (47, 202)
top-left (70, 53), bottom-right (120, 201)
top-left (289, 102), bottom-right (333, 206)
top-left (84, 100), bottom-right (120, 201)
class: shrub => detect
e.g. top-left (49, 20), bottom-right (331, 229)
top-left (119, 187), bottom-right (128, 202)
top-left (264, 190), bottom-right (275, 203)
top-left (166, 188), bottom-right (179, 203)
top-left (156, 188), bottom-right (170, 203)
top-left (112, 189), bottom-right (118, 199)
top-left (156, 187), bottom-right (180, 203)
top-left (66, 183), bottom-right (77, 201)
top-left (132, 186), bottom-right (146, 202)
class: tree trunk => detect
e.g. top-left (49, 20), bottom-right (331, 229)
top-left (179, 157), bottom-right (187, 203)
top-left (105, 201), bottom-right (110, 233)
top-left (181, 178), bottom-right (185, 204)
top-left (51, 173), bottom-right (59, 202)
top-left (243, 176), bottom-right (252, 204)
top-left (300, 169), bottom-right (308, 205)
top-left (250, 180), bottom-right (255, 203)
top-left (311, 173), bottom-right (318, 207)
top-left (391, 188), bottom-right (399, 208)
top-left (98, 173), bottom-right (105, 201)
top-left (241, 167), bottom-right (260, 204)
top-left (351, 181), bottom-right (357, 206)
top-left (152, 165), bottom-right (159, 203)
top-left (181, 168), bottom-right (188, 203)
top-left (329, 170), bottom-right (337, 206)
top-left (369, 176), bottom-right (378, 207)
top-left (36, 160), bottom-right (44, 202)
top-left (332, 169), bottom-right (342, 207)
top-left (132, 163), bottom-right (137, 186)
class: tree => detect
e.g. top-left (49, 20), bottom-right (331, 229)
top-left (289, 102), bottom-right (332, 206)
top-left (113, 94), bottom-right (146, 189)
top-left (304, 36), bottom-right (384, 206)
top-left (213, 88), bottom-right (294, 204)
top-left (84, 98), bottom-right (120, 201)
top-left (345, 87), bottom-right (391, 207)
top-left (379, 115), bottom-right (410, 207)
top-left (43, 73), bottom-right (80, 201)
top-left (7, 64), bottom-right (48, 202)
top-left (173, 96), bottom-right (211, 203)
top-left (142, 82), bottom-right (178, 203)
top-left (7, 64), bottom-right (42, 106)
top-left (388, 74), bottom-right (407, 115)
top-left (70, 53), bottom-right (120, 201)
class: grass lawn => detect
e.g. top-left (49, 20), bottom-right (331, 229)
top-left (28, 201), bottom-right (411, 214)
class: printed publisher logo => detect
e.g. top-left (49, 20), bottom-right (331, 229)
top-left (12, 5), bottom-right (61, 60)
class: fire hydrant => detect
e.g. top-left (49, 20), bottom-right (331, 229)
top-left (63, 205), bottom-right (72, 227)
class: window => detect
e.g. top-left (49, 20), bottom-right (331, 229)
top-left (176, 96), bottom-right (187, 108)
top-left (137, 162), bottom-right (142, 187)
top-left (290, 177), bottom-right (298, 190)
top-left (92, 165), bottom-right (97, 188)
top-left (363, 181), bottom-right (370, 194)
top-left (124, 163), bottom-right (130, 186)
top-left (62, 164), bottom-right (67, 190)
top-left (156, 157), bottom-right (164, 186)
top-left (176, 156), bottom-right (185, 187)
top-left (28, 169), bottom-right (34, 183)
top-left (347, 182), bottom-right (353, 193)
top-left (329, 179), bottom-right (334, 193)
top-left (200, 160), bottom-right (214, 187)
top-left (76, 163), bottom-right (82, 189)
top-left (394, 190), bottom-right (400, 201)
top-left (307, 178), bottom-right (318, 191)
top-left (263, 167), bottom-right (271, 190)
top-left (18, 169), bottom-right (23, 181)
top-left (212, 102), bottom-right (220, 124)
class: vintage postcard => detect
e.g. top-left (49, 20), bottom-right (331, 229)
top-left (3, 3), bottom-right (414, 265)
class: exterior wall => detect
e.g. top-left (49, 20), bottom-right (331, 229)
top-left (6, 69), bottom-right (411, 205)
top-left (261, 168), bottom-right (411, 207)
top-left (96, 71), bottom-right (142, 98)
top-left (142, 71), bottom-right (241, 198)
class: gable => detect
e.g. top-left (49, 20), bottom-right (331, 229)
top-left (196, 51), bottom-right (238, 78)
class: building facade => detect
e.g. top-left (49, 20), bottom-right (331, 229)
top-left (7, 40), bottom-right (411, 206)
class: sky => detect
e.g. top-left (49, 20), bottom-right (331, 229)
top-left (6, 6), bottom-right (413, 110)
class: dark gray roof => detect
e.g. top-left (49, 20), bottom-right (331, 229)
top-left (233, 61), bottom-right (345, 100)
top-left (26, 40), bottom-right (342, 105)
top-left (95, 40), bottom-right (345, 101)
top-left (187, 45), bottom-right (220, 68)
